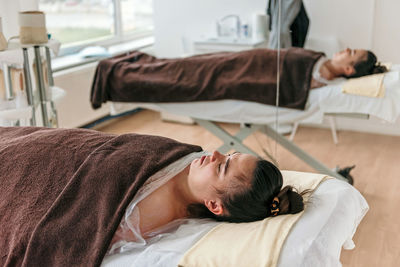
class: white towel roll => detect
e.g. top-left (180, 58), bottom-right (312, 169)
top-left (252, 13), bottom-right (268, 41)
top-left (0, 17), bottom-right (8, 51)
top-left (18, 11), bottom-right (48, 44)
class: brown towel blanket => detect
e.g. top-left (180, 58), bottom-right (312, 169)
top-left (0, 127), bottom-right (201, 267)
top-left (90, 48), bottom-right (323, 110)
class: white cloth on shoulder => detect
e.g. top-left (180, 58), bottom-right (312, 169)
top-left (107, 151), bottom-right (209, 255)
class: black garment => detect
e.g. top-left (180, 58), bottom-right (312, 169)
top-left (267, 0), bottom-right (309, 48)
top-left (290, 1), bottom-right (309, 47)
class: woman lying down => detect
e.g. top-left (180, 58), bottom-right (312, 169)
top-left (0, 126), bottom-right (306, 266)
top-left (108, 146), bottom-right (303, 254)
top-left (90, 46), bottom-right (388, 111)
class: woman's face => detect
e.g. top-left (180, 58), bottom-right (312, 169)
top-left (187, 151), bottom-right (258, 204)
top-left (331, 48), bottom-right (368, 74)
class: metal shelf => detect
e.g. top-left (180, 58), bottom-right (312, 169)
top-left (0, 39), bottom-right (62, 127)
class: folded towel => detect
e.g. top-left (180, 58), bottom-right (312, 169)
top-left (342, 73), bottom-right (385, 98)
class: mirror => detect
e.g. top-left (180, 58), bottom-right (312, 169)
top-left (267, 0), bottom-right (400, 166)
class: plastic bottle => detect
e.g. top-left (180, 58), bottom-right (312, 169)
top-left (242, 24), bottom-right (249, 38)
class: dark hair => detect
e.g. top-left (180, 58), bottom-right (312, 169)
top-left (346, 50), bottom-right (388, 78)
top-left (187, 159), bottom-right (305, 223)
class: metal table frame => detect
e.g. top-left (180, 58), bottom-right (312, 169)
top-left (193, 118), bottom-right (349, 182)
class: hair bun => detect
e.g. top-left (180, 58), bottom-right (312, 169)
top-left (286, 189), bottom-right (304, 214)
top-left (372, 63), bottom-right (388, 74)
top-left (276, 186), bottom-right (304, 215)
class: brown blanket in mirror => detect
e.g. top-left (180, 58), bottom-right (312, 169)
top-left (90, 48), bottom-right (323, 110)
top-left (0, 127), bottom-right (201, 267)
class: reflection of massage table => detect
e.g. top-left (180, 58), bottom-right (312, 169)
top-left (108, 66), bottom-right (400, 182)
top-left (102, 174), bottom-right (369, 267)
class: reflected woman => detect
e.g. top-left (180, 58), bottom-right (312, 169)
top-left (91, 46), bottom-right (389, 110)
top-left (311, 48), bottom-right (388, 89)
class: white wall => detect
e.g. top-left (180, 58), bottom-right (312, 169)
top-left (0, 1), bottom-right (22, 39)
top-left (0, 0), bottom-right (39, 38)
top-left (303, 0), bottom-right (375, 50)
top-left (371, 0), bottom-right (400, 63)
top-left (153, 0), bottom-right (267, 57)
top-left (154, 0), bottom-right (400, 63)
top-left (303, 0), bottom-right (400, 63)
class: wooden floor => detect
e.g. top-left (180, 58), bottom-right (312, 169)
top-left (96, 109), bottom-right (400, 267)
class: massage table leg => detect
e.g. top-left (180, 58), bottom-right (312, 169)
top-left (324, 112), bottom-right (370, 145)
top-left (289, 113), bottom-right (369, 145)
top-left (261, 124), bottom-right (347, 182)
top-left (290, 119), bottom-right (337, 144)
top-left (327, 116), bottom-right (339, 144)
top-left (289, 122), bottom-right (299, 141)
top-left (193, 119), bottom-right (260, 156)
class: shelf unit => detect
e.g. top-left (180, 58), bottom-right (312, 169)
top-left (0, 39), bottom-right (64, 127)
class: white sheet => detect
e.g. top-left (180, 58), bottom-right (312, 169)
top-left (101, 178), bottom-right (368, 267)
top-left (110, 65), bottom-right (400, 124)
top-left (304, 65), bottom-right (400, 123)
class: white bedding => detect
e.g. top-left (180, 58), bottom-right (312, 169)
top-left (101, 178), bottom-right (368, 267)
top-left (110, 65), bottom-right (400, 125)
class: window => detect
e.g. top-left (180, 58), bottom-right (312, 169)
top-left (39, 0), bottom-right (153, 55)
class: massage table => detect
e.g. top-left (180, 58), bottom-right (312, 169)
top-left (107, 64), bottom-right (400, 183)
top-left (101, 173), bottom-right (369, 267)
top-left (0, 127), bottom-right (369, 267)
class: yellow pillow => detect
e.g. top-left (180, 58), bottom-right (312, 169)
top-left (178, 171), bottom-right (331, 267)
top-left (342, 73), bottom-right (385, 98)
